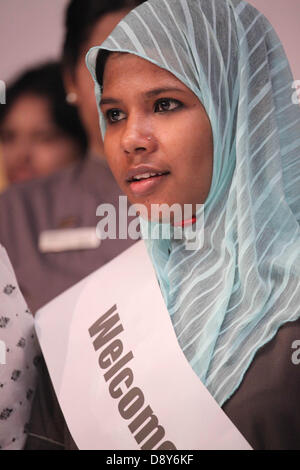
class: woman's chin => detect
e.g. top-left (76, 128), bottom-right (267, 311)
top-left (131, 201), bottom-right (188, 226)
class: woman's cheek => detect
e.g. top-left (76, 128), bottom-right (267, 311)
top-left (104, 136), bottom-right (115, 167)
top-left (105, 139), bottom-right (124, 187)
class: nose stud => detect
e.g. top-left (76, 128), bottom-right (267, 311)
top-left (147, 136), bottom-right (152, 141)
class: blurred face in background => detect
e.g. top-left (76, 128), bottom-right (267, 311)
top-left (64, 9), bottom-right (131, 158)
top-left (0, 93), bottom-right (81, 184)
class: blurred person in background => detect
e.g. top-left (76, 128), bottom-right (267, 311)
top-left (0, 0), bottom-right (144, 313)
top-left (0, 62), bottom-right (87, 185)
top-left (0, 150), bottom-right (8, 193)
top-left (0, 0), bottom-right (145, 450)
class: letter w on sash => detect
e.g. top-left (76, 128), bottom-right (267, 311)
top-left (88, 305), bottom-right (124, 351)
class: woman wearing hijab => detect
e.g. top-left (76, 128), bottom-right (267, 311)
top-left (86, 0), bottom-right (300, 449)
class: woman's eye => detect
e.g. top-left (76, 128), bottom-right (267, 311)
top-left (154, 98), bottom-right (181, 113)
top-left (106, 109), bottom-right (126, 123)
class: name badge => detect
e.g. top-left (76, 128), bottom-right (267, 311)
top-left (38, 228), bottom-right (101, 253)
top-left (35, 241), bottom-right (251, 450)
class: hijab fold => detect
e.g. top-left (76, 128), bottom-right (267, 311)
top-left (87, 0), bottom-right (300, 406)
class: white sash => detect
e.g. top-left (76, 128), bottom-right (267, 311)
top-left (35, 240), bottom-right (251, 450)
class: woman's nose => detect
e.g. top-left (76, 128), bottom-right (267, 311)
top-left (121, 115), bottom-right (156, 155)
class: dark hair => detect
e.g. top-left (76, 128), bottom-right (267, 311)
top-left (62, 0), bottom-right (145, 74)
top-left (95, 49), bottom-right (113, 90)
top-left (0, 62), bottom-right (88, 155)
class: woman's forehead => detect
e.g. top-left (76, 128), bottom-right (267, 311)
top-left (103, 53), bottom-right (188, 90)
top-left (105, 52), bottom-right (172, 75)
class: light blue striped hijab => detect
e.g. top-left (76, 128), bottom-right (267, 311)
top-left (87, 0), bottom-right (300, 406)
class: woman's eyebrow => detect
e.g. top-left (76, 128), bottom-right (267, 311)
top-left (100, 87), bottom-right (186, 106)
top-left (144, 87), bottom-right (186, 98)
top-left (100, 97), bottom-right (120, 106)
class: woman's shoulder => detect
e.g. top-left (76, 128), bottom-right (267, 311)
top-left (222, 318), bottom-right (300, 450)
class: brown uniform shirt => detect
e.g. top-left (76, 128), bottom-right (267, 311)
top-left (0, 157), bottom-right (135, 314)
top-left (0, 156), bottom-right (135, 449)
top-left (0, 157), bottom-right (299, 449)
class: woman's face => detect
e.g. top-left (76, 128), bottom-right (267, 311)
top-left (0, 94), bottom-right (81, 184)
top-left (100, 53), bottom-right (214, 218)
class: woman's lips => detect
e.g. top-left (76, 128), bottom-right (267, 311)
top-left (128, 173), bottom-right (169, 196)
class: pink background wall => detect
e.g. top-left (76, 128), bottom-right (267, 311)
top-left (0, 0), bottom-right (69, 82)
top-left (249, 0), bottom-right (300, 80)
top-left (0, 0), bottom-right (299, 83)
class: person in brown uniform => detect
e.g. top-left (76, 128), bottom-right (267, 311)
top-left (0, 0), bottom-right (145, 449)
